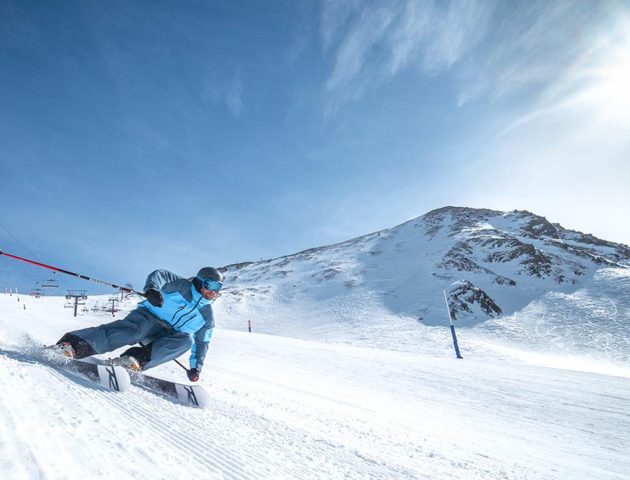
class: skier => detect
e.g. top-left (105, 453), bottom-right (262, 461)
top-left (54, 267), bottom-right (224, 382)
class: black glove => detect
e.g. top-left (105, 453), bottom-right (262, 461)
top-left (145, 289), bottom-right (163, 307)
top-left (187, 368), bottom-right (200, 382)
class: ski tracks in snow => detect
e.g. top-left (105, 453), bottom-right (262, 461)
top-left (0, 342), bottom-right (500, 480)
top-left (0, 344), bottom-right (426, 479)
top-left (1, 324), bottom-right (630, 479)
top-left (0, 347), bottom-right (265, 480)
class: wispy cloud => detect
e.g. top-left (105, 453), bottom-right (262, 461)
top-left (320, 0), bottom-right (361, 52)
top-left (321, 0), bottom-right (494, 113)
top-left (324, 4), bottom-right (396, 104)
top-left (456, 2), bottom-right (621, 105)
top-left (321, 1), bottom-right (628, 113)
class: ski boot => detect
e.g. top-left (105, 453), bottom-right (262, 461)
top-left (54, 333), bottom-right (96, 359)
top-left (55, 341), bottom-right (75, 358)
top-left (113, 355), bottom-right (142, 372)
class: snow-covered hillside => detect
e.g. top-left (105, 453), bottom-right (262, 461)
top-left (215, 207), bottom-right (630, 369)
top-left (0, 292), bottom-right (629, 479)
top-left (1, 206), bottom-right (629, 478)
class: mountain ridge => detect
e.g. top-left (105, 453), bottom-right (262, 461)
top-left (212, 206), bottom-right (629, 363)
top-left (223, 206), bottom-right (630, 273)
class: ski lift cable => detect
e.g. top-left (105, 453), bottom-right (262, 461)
top-left (0, 215), bottom-right (43, 284)
top-left (0, 216), bottom-right (40, 259)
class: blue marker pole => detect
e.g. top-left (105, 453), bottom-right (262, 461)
top-left (443, 289), bottom-right (463, 359)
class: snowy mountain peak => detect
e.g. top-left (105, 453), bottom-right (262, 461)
top-left (215, 206), bottom-right (629, 361)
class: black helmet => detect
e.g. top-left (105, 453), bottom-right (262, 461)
top-left (197, 267), bottom-right (223, 283)
top-left (194, 267), bottom-right (224, 293)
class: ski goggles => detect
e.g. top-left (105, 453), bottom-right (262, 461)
top-left (199, 278), bottom-right (223, 292)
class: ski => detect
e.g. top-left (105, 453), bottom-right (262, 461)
top-left (127, 370), bottom-right (210, 408)
top-left (44, 349), bottom-right (131, 392)
top-left (42, 346), bottom-right (206, 405)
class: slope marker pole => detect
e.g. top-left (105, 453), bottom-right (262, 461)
top-left (443, 289), bottom-right (463, 359)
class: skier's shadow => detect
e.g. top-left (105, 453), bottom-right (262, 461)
top-left (0, 346), bottom-right (110, 391)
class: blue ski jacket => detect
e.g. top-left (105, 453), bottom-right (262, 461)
top-left (140, 269), bottom-right (215, 372)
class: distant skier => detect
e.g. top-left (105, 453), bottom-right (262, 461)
top-left (54, 267), bottom-right (224, 382)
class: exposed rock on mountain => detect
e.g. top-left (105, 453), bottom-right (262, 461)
top-left (447, 280), bottom-right (503, 320)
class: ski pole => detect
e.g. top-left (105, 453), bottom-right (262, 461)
top-left (0, 249), bottom-right (144, 296)
top-left (172, 358), bottom-right (189, 372)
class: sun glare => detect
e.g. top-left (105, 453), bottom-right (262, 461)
top-left (576, 21), bottom-right (630, 125)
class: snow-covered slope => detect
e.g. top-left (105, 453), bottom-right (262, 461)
top-left (1, 293), bottom-right (629, 479)
top-left (215, 207), bottom-right (630, 368)
top-left (1, 206), bottom-right (629, 478)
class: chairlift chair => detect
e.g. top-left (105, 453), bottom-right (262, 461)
top-left (41, 274), bottom-right (59, 289)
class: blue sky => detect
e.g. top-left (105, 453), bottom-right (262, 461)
top-left (1, 0), bottom-right (629, 293)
